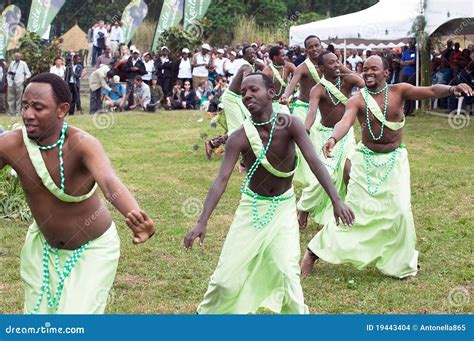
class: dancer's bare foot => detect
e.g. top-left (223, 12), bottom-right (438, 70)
top-left (300, 249), bottom-right (317, 277)
top-left (205, 141), bottom-right (213, 160)
top-left (298, 211), bottom-right (309, 230)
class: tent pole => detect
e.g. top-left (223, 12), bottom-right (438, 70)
top-left (415, 41), bottom-right (419, 110)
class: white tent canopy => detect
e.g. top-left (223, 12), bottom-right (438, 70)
top-left (289, 0), bottom-right (474, 47)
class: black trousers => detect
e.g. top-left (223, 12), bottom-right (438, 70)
top-left (68, 83), bottom-right (79, 115)
top-left (401, 73), bottom-right (416, 115)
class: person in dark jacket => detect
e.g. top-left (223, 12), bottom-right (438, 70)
top-left (174, 80), bottom-right (196, 109)
top-left (124, 48), bottom-right (146, 108)
top-left (155, 46), bottom-right (174, 98)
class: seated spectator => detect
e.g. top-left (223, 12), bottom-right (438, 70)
top-left (195, 80), bottom-right (213, 109)
top-left (129, 75), bottom-right (151, 111)
top-left (148, 75), bottom-right (164, 110)
top-left (166, 80), bottom-right (182, 110)
top-left (102, 75), bottom-right (126, 112)
top-left (176, 80), bottom-right (196, 110)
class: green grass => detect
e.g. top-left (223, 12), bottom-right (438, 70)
top-left (0, 110), bottom-right (473, 314)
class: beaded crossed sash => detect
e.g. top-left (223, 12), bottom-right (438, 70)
top-left (269, 63), bottom-right (286, 88)
top-left (241, 114), bottom-right (297, 229)
top-left (363, 87), bottom-right (405, 132)
top-left (320, 77), bottom-right (348, 106)
top-left (22, 124), bottom-right (98, 203)
top-left (304, 58), bottom-right (321, 83)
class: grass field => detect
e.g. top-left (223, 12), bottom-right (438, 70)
top-left (0, 110), bottom-right (472, 314)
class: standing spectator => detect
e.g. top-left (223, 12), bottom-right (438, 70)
top-left (388, 58), bottom-right (401, 84)
top-left (89, 65), bottom-right (113, 114)
top-left (214, 49), bottom-right (228, 77)
top-left (449, 42), bottom-right (462, 67)
top-left (0, 56), bottom-right (7, 112)
top-left (400, 40), bottom-right (417, 116)
top-left (65, 55), bottom-right (84, 115)
top-left (155, 46), bottom-right (173, 97)
top-left (347, 49), bottom-right (363, 70)
top-left (49, 57), bottom-right (65, 78)
top-left (7, 52), bottom-right (31, 116)
top-left (192, 43), bottom-right (211, 89)
top-left (225, 51), bottom-right (238, 79)
top-left (355, 61), bottom-right (363, 75)
top-left (102, 75), bottom-right (126, 112)
top-left (125, 48), bottom-right (146, 107)
top-left (92, 20), bottom-right (107, 66)
top-left (176, 48), bottom-right (192, 87)
top-left (142, 52), bottom-right (155, 85)
top-left (96, 46), bottom-right (112, 68)
top-left (130, 75), bottom-right (151, 111)
top-left (109, 21), bottom-right (124, 54)
top-left (87, 22), bottom-right (97, 67)
top-left (442, 40), bottom-right (454, 62)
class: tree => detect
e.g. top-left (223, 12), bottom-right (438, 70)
top-left (18, 32), bottom-right (61, 75)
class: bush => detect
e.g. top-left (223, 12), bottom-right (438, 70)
top-left (0, 168), bottom-right (31, 222)
top-left (18, 32), bottom-right (62, 76)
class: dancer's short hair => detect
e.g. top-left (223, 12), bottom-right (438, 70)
top-left (245, 73), bottom-right (275, 90)
top-left (304, 35), bottom-right (321, 48)
top-left (28, 72), bottom-right (71, 105)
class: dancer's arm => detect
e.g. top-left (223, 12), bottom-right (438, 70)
top-left (279, 64), bottom-right (303, 104)
top-left (305, 85), bottom-right (322, 131)
top-left (184, 132), bottom-right (242, 249)
top-left (397, 82), bottom-right (473, 100)
top-left (0, 133), bottom-right (7, 170)
top-left (322, 96), bottom-right (358, 158)
top-left (78, 133), bottom-right (155, 244)
top-left (290, 117), bottom-right (354, 226)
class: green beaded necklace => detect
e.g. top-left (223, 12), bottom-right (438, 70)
top-left (250, 112), bottom-right (278, 126)
top-left (32, 240), bottom-right (89, 313)
top-left (326, 76), bottom-right (342, 106)
top-left (272, 64), bottom-right (286, 97)
top-left (319, 128), bottom-right (348, 171)
top-left (32, 122), bottom-right (90, 313)
top-left (37, 122), bottom-right (68, 192)
top-left (241, 111), bottom-right (282, 229)
top-left (364, 83), bottom-right (389, 141)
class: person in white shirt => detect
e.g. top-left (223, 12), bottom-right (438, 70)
top-left (109, 21), bottom-right (124, 54)
top-left (347, 49), bottom-right (363, 70)
top-left (142, 52), bottom-right (155, 84)
top-left (7, 52), bottom-right (31, 116)
top-left (92, 20), bottom-right (108, 66)
top-left (49, 57), bottom-right (65, 78)
top-left (192, 43), bottom-right (211, 89)
top-left (225, 51), bottom-right (238, 80)
top-left (177, 48), bottom-right (192, 86)
top-left (213, 48), bottom-right (228, 77)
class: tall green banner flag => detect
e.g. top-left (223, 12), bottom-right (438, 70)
top-left (0, 5), bottom-right (21, 57)
top-left (121, 0), bottom-right (148, 45)
top-left (183, 0), bottom-right (211, 31)
top-left (151, 0), bottom-right (184, 52)
top-left (27, 0), bottom-right (66, 37)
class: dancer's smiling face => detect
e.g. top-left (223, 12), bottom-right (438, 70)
top-left (305, 37), bottom-right (321, 60)
top-left (362, 56), bottom-right (389, 89)
top-left (319, 52), bottom-right (341, 79)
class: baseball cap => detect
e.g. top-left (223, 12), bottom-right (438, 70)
top-left (202, 43), bottom-right (211, 50)
top-left (217, 48), bottom-right (224, 54)
top-left (161, 46), bottom-right (169, 51)
top-left (182, 48), bottom-right (190, 54)
top-left (113, 75), bottom-right (120, 83)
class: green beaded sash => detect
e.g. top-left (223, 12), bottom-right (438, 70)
top-left (320, 77), bottom-right (348, 105)
top-left (269, 63), bottom-right (287, 88)
top-left (359, 142), bottom-right (405, 196)
top-left (243, 118), bottom-right (299, 178)
top-left (363, 87), bottom-right (405, 131)
top-left (290, 100), bottom-right (309, 114)
top-left (304, 58), bottom-right (321, 83)
top-left (22, 125), bottom-right (98, 203)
